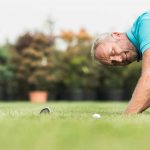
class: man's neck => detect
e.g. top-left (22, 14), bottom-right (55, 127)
top-left (125, 34), bottom-right (139, 62)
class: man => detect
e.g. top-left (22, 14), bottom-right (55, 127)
top-left (91, 11), bottom-right (150, 114)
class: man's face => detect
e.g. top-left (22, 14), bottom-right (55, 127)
top-left (95, 40), bottom-right (137, 66)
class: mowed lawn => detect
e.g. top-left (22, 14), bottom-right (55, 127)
top-left (0, 101), bottom-right (150, 150)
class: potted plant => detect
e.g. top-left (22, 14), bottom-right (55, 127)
top-left (14, 32), bottom-right (59, 102)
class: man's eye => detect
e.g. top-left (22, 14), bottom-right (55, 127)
top-left (111, 50), bottom-right (115, 55)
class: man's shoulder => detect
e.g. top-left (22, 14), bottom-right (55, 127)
top-left (139, 11), bottom-right (150, 20)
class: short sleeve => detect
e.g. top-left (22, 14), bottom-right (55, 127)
top-left (138, 19), bottom-right (150, 54)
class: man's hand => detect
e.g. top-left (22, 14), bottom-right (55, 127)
top-left (124, 48), bottom-right (150, 114)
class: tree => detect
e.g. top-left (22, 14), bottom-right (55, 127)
top-left (0, 45), bottom-right (16, 99)
top-left (14, 32), bottom-right (60, 99)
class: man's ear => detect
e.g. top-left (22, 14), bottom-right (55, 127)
top-left (111, 32), bottom-right (124, 40)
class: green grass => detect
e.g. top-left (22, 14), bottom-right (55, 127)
top-left (0, 101), bottom-right (150, 150)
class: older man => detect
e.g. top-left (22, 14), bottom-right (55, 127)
top-left (91, 11), bottom-right (150, 114)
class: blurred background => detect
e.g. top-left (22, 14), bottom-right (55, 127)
top-left (0, 0), bottom-right (149, 102)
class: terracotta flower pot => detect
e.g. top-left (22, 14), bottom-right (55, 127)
top-left (29, 91), bottom-right (48, 103)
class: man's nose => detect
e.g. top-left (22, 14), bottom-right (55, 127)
top-left (110, 56), bottom-right (122, 62)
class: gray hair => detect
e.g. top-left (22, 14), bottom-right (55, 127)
top-left (91, 32), bottom-right (112, 62)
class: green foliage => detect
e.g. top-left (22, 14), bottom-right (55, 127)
top-left (60, 29), bottom-right (101, 89)
top-left (99, 66), bottom-right (124, 89)
top-left (61, 41), bottom-right (98, 88)
top-left (11, 28), bottom-right (142, 99)
top-left (14, 32), bottom-right (59, 91)
top-left (0, 46), bottom-right (15, 83)
top-left (122, 62), bottom-right (141, 93)
top-left (94, 61), bottom-right (141, 91)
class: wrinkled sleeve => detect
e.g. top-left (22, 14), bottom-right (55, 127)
top-left (138, 19), bottom-right (150, 54)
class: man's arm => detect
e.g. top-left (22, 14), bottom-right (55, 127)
top-left (124, 48), bottom-right (150, 114)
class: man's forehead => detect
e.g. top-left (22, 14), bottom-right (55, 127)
top-left (95, 42), bottom-right (112, 58)
top-left (95, 43), bottom-right (112, 65)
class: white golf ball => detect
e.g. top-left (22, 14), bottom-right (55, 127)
top-left (92, 113), bottom-right (101, 119)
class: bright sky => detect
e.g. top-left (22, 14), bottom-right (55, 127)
top-left (0, 0), bottom-right (149, 44)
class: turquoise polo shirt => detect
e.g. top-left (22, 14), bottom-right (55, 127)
top-left (126, 11), bottom-right (150, 60)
